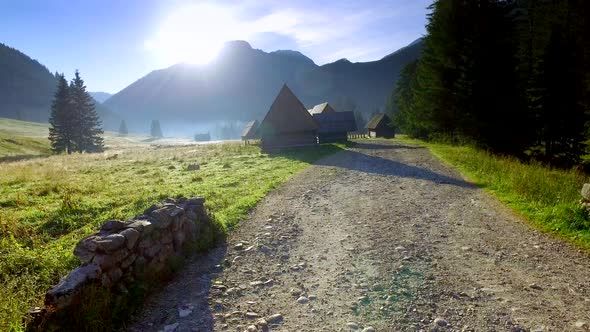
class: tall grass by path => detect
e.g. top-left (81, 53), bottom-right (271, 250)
top-left (397, 136), bottom-right (590, 249)
top-left (0, 140), bottom-right (340, 331)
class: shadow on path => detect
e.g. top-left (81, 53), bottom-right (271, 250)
top-left (351, 141), bottom-right (424, 151)
top-left (127, 241), bottom-right (228, 331)
top-left (314, 141), bottom-right (474, 188)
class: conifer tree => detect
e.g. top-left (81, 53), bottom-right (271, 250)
top-left (48, 74), bottom-right (75, 153)
top-left (118, 120), bottom-right (128, 136)
top-left (150, 120), bottom-right (163, 137)
top-left (69, 70), bottom-right (104, 152)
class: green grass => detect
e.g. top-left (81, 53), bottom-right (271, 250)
top-left (0, 121), bottom-right (341, 330)
top-left (396, 136), bottom-right (590, 249)
top-left (0, 118), bottom-right (51, 159)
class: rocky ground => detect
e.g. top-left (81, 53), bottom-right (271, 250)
top-left (127, 140), bottom-right (590, 332)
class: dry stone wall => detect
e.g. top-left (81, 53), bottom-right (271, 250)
top-left (30, 197), bottom-right (214, 330)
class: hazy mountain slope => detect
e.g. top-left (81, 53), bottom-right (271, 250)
top-left (0, 42), bottom-right (120, 130)
top-left (90, 92), bottom-right (113, 103)
top-left (105, 41), bottom-right (319, 127)
top-left (0, 43), bottom-right (57, 122)
top-left (104, 39), bottom-right (423, 128)
top-left (319, 38), bottom-right (424, 112)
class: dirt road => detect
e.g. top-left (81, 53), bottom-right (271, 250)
top-left (128, 140), bottom-right (590, 332)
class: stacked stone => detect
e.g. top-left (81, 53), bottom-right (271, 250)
top-left (44, 197), bottom-right (209, 310)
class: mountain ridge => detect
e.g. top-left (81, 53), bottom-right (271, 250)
top-left (0, 42), bottom-right (121, 129)
top-left (104, 39), bottom-right (423, 130)
top-left (90, 92), bottom-right (113, 103)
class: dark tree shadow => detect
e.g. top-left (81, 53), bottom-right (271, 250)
top-left (315, 149), bottom-right (474, 188)
top-left (274, 140), bottom-right (474, 188)
top-left (351, 141), bottom-right (424, 151)
top-left (126, 240), bottom-right (228, 332)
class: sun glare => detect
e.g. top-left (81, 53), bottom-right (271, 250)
top-left (147, 4), bottom-right (246, 65)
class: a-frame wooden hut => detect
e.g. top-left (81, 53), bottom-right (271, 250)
top-left (308, 102), bottom-right (336, 115)
top-left (258, 84), bottom-right (319, 151)
top-left (241, 120), bottom-right (259, 144)
top-left (366, 113), bottom-right (395, 138)
top-left (313, 110), bottom-right (357, 143)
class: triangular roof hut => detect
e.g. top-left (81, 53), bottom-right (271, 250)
top-left (313, 111), bottom-right (357, 143)
top-left (241, 120), bottom-right (259, 141)
top-left (258, 84), bottom-right (319, 150)
top-left (308, 102), bottom-right (336, 115)
top-left (366, 113), bottom-right (395, 138)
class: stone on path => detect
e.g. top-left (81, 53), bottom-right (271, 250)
top-left (178, 307), bottom-right (192, 318)
top-left (434, 318), bottom-right (448, 327)
top-left (162, 322), bottom-right (179, 332)
top-left (267, 313), bottom-right (284, 324)
top-left (296, 296), bottom-right (309, 304)
top-left (346, 322), bottom-right (360, 330)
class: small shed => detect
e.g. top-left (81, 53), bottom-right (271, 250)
top-left (258, 84), bottom-right (319, 151)
top-left (308, 102), bottom-right (336, 115)
top-left (366, 113), bottom-right (395, 138)
top-left (241, 120), bottom-right (259, 144)
top-left (313, 111), bottom-right (357, 143)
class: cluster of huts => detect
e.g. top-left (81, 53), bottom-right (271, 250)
top-left (241, 84), bottom-right (394, 150)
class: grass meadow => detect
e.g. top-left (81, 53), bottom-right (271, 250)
top-left (0, 119), bottom-right (340, 330)
top-left (397, 136), bottom-right (590, 249)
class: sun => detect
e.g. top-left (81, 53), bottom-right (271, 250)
top-left (147, 4), bottom-right (245, 65)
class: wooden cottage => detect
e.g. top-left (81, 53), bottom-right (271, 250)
top-left (308, 102), bottom-right (336, 115)
top-left (313, 110), bottom-right (357, 143)
top-left (258, 84), bottom-right (319, 150)
top-left (366, 113), bottom-right (395, 138)
top-left (241, 120), bottom-right (259, 144)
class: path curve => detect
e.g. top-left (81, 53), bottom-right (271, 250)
top-left (128, 140), bottom-right (590, 332)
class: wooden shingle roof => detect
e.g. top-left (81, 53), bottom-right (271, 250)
top-left (366, 113), bottom-right (392, 130)
top-left (258, 84), bottom-right (318, 136)
top-left (313, 111), bottom-right (357, 133)
top-left (241, 120), bottom-right (259, 139)
top-left (308, 102), bottom-right (336, 115)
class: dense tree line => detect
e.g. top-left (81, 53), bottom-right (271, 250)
top-left (392, 0), bottom-right (589, 167)
top-left (49, 71), bottom-right (104, 153)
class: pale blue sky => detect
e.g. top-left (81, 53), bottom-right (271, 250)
top-left (0, 0), bottom-right (431, 93)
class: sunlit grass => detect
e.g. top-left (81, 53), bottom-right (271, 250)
top-left (0, 134), bottom-right (339, 330)
top-left (396, 136), bottom-right (590, 248)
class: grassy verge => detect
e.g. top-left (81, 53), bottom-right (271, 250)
top-left (0, 118), bottom-right (51, 160)
top-left (0, 140), bottom-right (340, 331)
top-left (396, 136), bottom-right (590, 249)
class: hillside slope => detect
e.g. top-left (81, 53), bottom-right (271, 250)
top-left (0, 43), bottom-right (121, 129)
top-left (90, 91), bottom-right (113, 103)
top-left (0, 118), bottom-right (51, 159)
top-left (104, 40), bottom-right (423, 127)
top-left (0, 43), bottom-right (57, 122)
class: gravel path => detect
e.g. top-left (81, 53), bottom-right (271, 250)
top-left (128, 140), bottom-right (590, 332)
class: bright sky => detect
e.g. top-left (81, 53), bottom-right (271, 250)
top-left (0, 0), bottom-right (431, 93)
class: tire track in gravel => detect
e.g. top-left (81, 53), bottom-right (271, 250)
top-left (128, 140), bottom-right (590, 332)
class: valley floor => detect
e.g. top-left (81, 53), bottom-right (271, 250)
top-left (128, 140), bottom-right (590, 331)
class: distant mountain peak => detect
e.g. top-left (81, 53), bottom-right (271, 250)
top-left (381, 38), bottom-right (424, 60)
top-left (89, 91), bottom-right (113, 103)
top-left (270, 50), bottom-right (315, 65)
top-left (104, 38), bottom-right (423, 127)
top-left (223, 40), bottom-right (252, 50)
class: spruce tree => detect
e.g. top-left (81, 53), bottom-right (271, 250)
top-left (69, 70), bottom-right (104, 152)
top-left (118, 120), bottom-right (128, 136)
top-left (48, 74), bottom-right (75, 153)
top-left (150, 120), bottom-right (163, 137)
